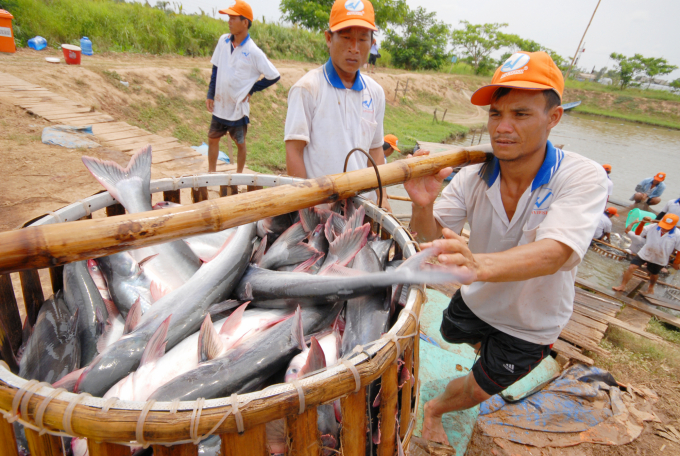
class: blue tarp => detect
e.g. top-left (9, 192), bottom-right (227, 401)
top-left (192, 142), bottom-right (230, 164)
top-left (41, 125), bottom-right (100, 149)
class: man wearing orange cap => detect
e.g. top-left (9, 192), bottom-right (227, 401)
top-left (632, 172), bottom-right (666, 206)
top-left (383, 134), bottom-right (400, 158)
top-left (593, 207), bottom-right (618, 242)
top-left (613, 213), bottom-right (680, 294)
top-left (603, 164), bottom-right (613, 200)
top-left (403, 52), bottom-right (608, 444)
top-left (284, 0), bottom-right (390, 210)
top-left (206, 0), bottom-right (280, 175)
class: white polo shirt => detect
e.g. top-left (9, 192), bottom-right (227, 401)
top-left (606, 178), bottom-right (613, 197)
top-left (660, 198), bottom-right (680, 217)
top-left (593, 213), bottom-right (612, 239)
top-left (638, 224), bottom-right (680, 266)
top-left (627, 233), bottom-right (645, 255)
top-left (211, 34), bottom-right (280, 122)
top-left (284, 59), bottom-right (385, 178)
top-left (433, 143), bottom-right (608, 345)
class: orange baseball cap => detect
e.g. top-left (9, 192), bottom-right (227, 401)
top-left (329, 0), bottom-right (377, 32)
top-left (219, 0), bottom-right (253, 22)
top-left (654, 172), bottom-right (666, 182)
top-left (471, 51), bottom-right (564, 106)
top-left (384, 134), bottom-right (400, 152)
top-left (605, 207), bottom-right (618, 217)
top-left (659, 213), bottom-right (679, 230)
top-left (603, 164), bottom-right (612, 172)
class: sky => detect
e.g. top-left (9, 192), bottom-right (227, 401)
top-left (156, 0), bottom-right (680, 81)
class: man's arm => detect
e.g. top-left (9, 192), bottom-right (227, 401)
top-left (286, 140), bottom-right (307, 178)
top-left (368, 146), bottom-right (392, 212)
top-left (206, 65), bottom-right (218, 112)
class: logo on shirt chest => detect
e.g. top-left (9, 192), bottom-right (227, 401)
top-left (362, 98), bottom-right (374, 113)
top-left (532, 188), bottom-right (553, 215)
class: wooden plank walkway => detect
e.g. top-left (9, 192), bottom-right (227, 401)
top-left (0, 71), bottom-right (235, 176)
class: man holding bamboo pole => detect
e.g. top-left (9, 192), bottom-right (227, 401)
top-left (404, 52), bottom-right (608, 444)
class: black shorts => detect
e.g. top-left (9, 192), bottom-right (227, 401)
top-left (440, 290), bottom-right (552, 396)
top-left (368, 54), bottom-right (377, 65)
top-left (631, 255), bottom-right (663, 275)
top-left (208, 116), bottom-right (247, 143)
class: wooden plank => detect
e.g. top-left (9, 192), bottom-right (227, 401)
top-left (152, 443), bottom-right (198, 456)
top-left (106, 204), bottom-right (126, 217)
top-left (220, 423), bottom-right (268, 456)
top-left (573, 297), bottom-right (619, 317)
top-left (119, 140), bottom-right (182, 153)
top-left (567, 310), bottom-right (609, 333)
top-left (0, 316), bottom-right (19, 373)
top-left (378, 363), bottom-right (399, 456)
top-left (49, 266), bottom-right (64, 295)
top-left (24, 428), bottom-right (64, 456)
top-left (156, 156), bottom-right (206, 170)
top-left (624, 299), bottom-right (680, 329)
top-left (91, 122), bottom-right (137, 134)
top-left (162, 190), bottom-right (181, 205)
top-left (0, 274), bottom-right (23, 355)
top-left (44, 112), bottom-right (112, 122)
top-left (152, 148), bottom-right (200, 164)
top-left (0, 416), bottom-right (19, 456)
top-left (21, 103), bottom-right (83, 111)
top-left (560, 320), bottom-right (608, 355)
top-left (87, 441), bottom-right (130, 456)
top-left (400, 345), bottom-right (413, 439)
top-left (64, 117), bottom-right (115, 127)
top-left (29, 107), bottom-right (92, 116)
top-left (640, 293), bottom-right (680, 312)
top-left (340, 387), bottom-right (367, 456)
top-left (106, 135), bottom-right (177, 147)
top-left (607, 317), bottom-right (663, 341)
top-left (96, 129), bottom-right (151, 141)
top-left (286, 408), bottom-right (320, 456)
top-left (572, 304), bottom-right (610, 325)
top-left (20, 269), bottom-right (45, 328)
top-left (552, 339), bottom-right (594, 365)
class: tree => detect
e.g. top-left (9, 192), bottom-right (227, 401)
top-left (450, 21), bottom-right (510, 75)
top-left (610, 53), bottom-right (646, 90)
top-left (381, 6), bottom-right (450, 71)
top-left (670, 79), bottom-right (680, 94)
top-left (639, 57), bottom-right (677, 88)
top-left (280, 0), bottom-right (408, 32)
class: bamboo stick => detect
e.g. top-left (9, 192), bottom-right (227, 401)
top-left (399, 344), bottom-right (413, 439)
top-left (20, 270), bottom-right (44, 328)
top-left (633, 272), bottom-right (680, 291)
top-left (387, 194), bottom-right (412, 202)
top-left (377, 363), bottom-right (399, 456)
top-left (0, 146), bottom-right (490, 274)
top-left (340, 387), bottom-right (367, 456)
top-left (152, 443), bottom-right (198, 456)
top-left (163, 190), bottom-right (181, 205)
top-left (49, 266), bottom-right (63, 295)
top-left (592, 238), bottom-right (629, 254)
top-left (24, 428), bottom-right (64, 456)
top-left (285, 408), bottom-right (319, 456)
top-left (221, 424), bottom-right (268, 456)
top-left (0, 274), bottom-right (22, 356)
top-left (0, 415), bottom-right (19, 456)
top-left (87, 441), bottom-right (130, 456)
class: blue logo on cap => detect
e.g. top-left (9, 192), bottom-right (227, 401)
top-left (345, 0), bottom-right (365, 12)
top-left (501, 53), bottom-right (531, 72)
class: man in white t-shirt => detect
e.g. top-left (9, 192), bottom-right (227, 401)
top-left (284, 0), bottom-right (390, 210)
top-left (613, 214), bottom-right (680, 294)
top-left (403, 51), bottom-right (608, 444)
top-left (603, 164), bottom-right (613, 200)
top-left (206, 0), bottom-right (280, 174)
top-left (624, 217), bottom-right (653, 255)
top-left (593, 207), bottom-right (618, 242)
top-left (656, 197), bottom-right (680, 220)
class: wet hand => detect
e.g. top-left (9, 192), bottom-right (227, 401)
top-left (206, 99), bottom-right (214, 113)
top-left (421, 228), bottom-right (479, 285)
top-left (403, 149), bottom-right (452, 208)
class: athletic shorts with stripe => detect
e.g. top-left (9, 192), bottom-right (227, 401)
top-left (440, 290), bottom-right (552, 396)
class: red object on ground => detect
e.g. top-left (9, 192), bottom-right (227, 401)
top-left (62, 44), bottom-right (81, 64)
top-left (0, 10), bottom-right (16, 54)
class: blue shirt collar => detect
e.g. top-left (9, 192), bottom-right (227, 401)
top-left (657, 226), bottom-right (676, 235)
top-left (228, 33), bottom-right (250, 46)
top-left (323, 59), bottom-right (365, 91)
top-left (478, 140), bottom-right (563, 191)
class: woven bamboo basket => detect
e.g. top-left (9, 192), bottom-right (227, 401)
top-left (0, 146), bottom-right (491, 455)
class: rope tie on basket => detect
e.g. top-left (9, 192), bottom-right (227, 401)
top-left (190, 398), bottom-right (205, 443)
top-left (79, 200), bottom-right (91, 217)
top-left (35, 388), bottom-right (65, 435)
top-left (135, 399), bottom-right (156, 448)
top-left (231, 393), bottom-right (245, 434)
top-left (340, 359), bottom-right (361, 393)
top-left (101, 397), bottom-right (118, 413)
top-left (21, 382), bottom-right (50, 424)
top-left (381, 331), bottom-right (418, 359)
top-left (46, 211), bottom-right (62, 223)
top-left (8, 379), bottom-right (40, 423)
top-left (63, 392), bottom-right (91, 436)
top-left (192, 175), bottom-right (200, 189)
top-left (401, 307), bottom-right (419, 329)
top-left (169, 398), bottom-right (181, 414)
top-left (292, 380), bottom-right (305, 414)
top-left (172, 176), bottom-right (181, 191)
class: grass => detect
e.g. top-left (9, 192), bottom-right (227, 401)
top-left (4, 0), bottom-right (327, 62)
top-left (647, 318), bottom-right (680, 344)
top-left (573, 105), bottom-right (680, 130)
top-left (565, 79), bottom-right (680, 103)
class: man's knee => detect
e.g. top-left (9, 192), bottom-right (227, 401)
top-left (464, 373), bottom-right (491, 404)
top-left (633, 193), bottom-right (644, 202)
top-left (649, 197), bottom-right (661, 205)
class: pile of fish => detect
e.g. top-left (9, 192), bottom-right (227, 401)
top-left (10, 146), bottom-right (464, 456)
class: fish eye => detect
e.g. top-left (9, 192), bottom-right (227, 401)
top-left (291, 368), bottom-right (298, 373)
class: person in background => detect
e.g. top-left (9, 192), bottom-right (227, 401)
top-left (631, 172), bottom-right (666, 206)
top-left (206, 0), bottom-right (280, 174)
top-left (613, 213), bottom-right (680, 295)
top-left (593, 207), bottom-right (618, 242)
top-left (603, 164), bottom-right (613, 201)
top-left (656, 197), bottom-right (680, 220)
top-left (624, 216), bottom-right (654, 255)
top-left (285, 0), bottom-right (391, 211)
top-left (368, 37), bottom-right (379, 73)
top-left (383, 134), bottom-right (400, 159)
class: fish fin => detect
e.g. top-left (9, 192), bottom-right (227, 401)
top-left (150, 280), bottom-right (170, 303)
top-left (291, 306), bottom-right (305, 351)
top-left (243, 281), bottom-right (254, 301)
top-left (208, 299), bottom-right (241, 317)
top-left (201, 230), bottom-right (237, 263)
top-left (285, 242), bottom-right (321, 266)
top-left (333, 319), bottom-right (342, 355)
top-left (219, 301), bottom-right (250, 336)
top-left (52, 367), bottom-right (86, 392)
top-left (123, 298), bottom-right (142, 334)
top-left (299, 337), bottom-right (326, 377)
top-left (140, 315), bottom-right (171, 366)
top-left (81, 145), bottom-right (152, 208)
top-left (320, 434), bottom-right (338, 451)
top-left (198, 314), bottom-right (225, 362)
top-left (293, 253), bottom-right (324, 273)
top-left (251, 236), bottom-right (267, 264)
top-left (102, 297), bottom-right (119, 319)
top-left (328, 212), bottom-right (346, 234)
top-left (319, 223), bottom-right (370, 273)
top-left (324, 217), bottom-right (337, 244)
top-left (259, 223), bottom-right (307, 267)
top-left (138, 253), bottom-right (159, 268)
top-left (299, 207), bottom-right (321, 233)
top-left (334, 400), bottom-right (342, 422)
top-left (345, 205), bottom-right (365, 231)
top-left (319, 263), bottom-right (363, 277)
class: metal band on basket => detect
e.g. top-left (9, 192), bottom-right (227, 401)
top-left (343, 148), bottom-right (384, 208)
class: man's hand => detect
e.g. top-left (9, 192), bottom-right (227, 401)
top-left (206, 99), bottom-right (214, 113)
top-left (380, 195), bottom-right (392, 213)
top-left (422, 228), bottom-right (479, 285)
top-left (404, 149), bottom-right (452, 208)
top-left (673, 263), bottom-right (680, 271)
top-left (243, 94), bottom-right (251, 103)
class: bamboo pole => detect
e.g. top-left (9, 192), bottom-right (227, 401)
top-left (564, 0), bottom-right (602, 79)
top-left (49, 266), bottom-right (63, 295)
top-left (399, 344), bottom-right (413, 439)
top-left (340, 387), bottom-right (367, 455)
top-left (377, 363), bottom-right (399, 456)
top-left (221, 424), bottom-right (268, 456)
top-left (0, 274), bottom-right (22, 356)
top-left (87, 441), bottom-right (130, 456)
top-left (633, 272), bottom-right (680, 291)
top-left (0, 416), bottom-right (19, 456)
top-left (592, 238), bottom-right (629, 254)
top-left (20, 270), bottom-right (44, 328)
top-left (0, 146), bottom-right (490, 274)
top-left (153, 443), bottom-right (198, 456)
top-left (24, 428), bottom-right (64, 456)
top-left (387, 194), bottom-right (412, 202)
top-left (285, 408), bottom-right (320, 456)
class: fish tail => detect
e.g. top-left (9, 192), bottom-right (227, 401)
top-left (81, 145), bottom-right (152, 206)
top-left (320, 223), bottom-right (370, 273)
top-left (299, 207), bottom-right (321, 233)
top-left (291, 306), bottom-right (305, 351)
top-left (123, 298), bottom-right (142, 334)
top-left (139, 315), bottom-right (171, 366)
top-left (395, 247), bottom-right (474, 285)
top-left (198, 314), bottom-right (225, 362)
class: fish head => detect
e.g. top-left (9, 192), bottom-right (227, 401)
top-left (284, 352), bottom-right (307, 383)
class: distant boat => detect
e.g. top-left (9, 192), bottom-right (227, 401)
top-left (563, 100), bottom-right (582, 111)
